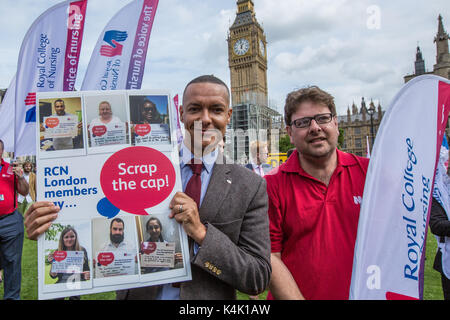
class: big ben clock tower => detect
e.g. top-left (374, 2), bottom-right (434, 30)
top-left (228, 0), bottom-right (268, 107)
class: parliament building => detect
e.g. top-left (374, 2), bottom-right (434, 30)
top-left (339, 14), bottom-right (449, 156)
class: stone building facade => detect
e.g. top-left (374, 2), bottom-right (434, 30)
top-left (339, 15), bottom-right (448, 157)
top-left (338, 98), bottom-right (383, 157)
top-left (404, 15), bottom-right (450, 82)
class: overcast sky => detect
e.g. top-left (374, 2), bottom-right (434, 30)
top-left (0, 0), bottom-right (449, 116)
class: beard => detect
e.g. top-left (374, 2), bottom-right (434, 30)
top-left (110, 233), bottom-right (124, 245)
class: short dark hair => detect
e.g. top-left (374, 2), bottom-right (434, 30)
top-left (110, 218), bottom-right (124, 229)
top-left (54, 99), bottom-right (65, 106)
top-left (183, 75), bottom-right (230, 102)
top-left (284, 86), bottom-right (336, 126)
top-left (0, 139), bottom-right (4, 151)
top-left (142, 99), bottom-right (156, 109)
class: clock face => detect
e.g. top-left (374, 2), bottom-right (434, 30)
top-left (234, 38), bottom-right (250, 56)
top-left (259, 40), bottom-right (265, 56)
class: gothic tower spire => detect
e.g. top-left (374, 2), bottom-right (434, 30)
top-left (415, 46), bottom-right (426, 75)
top-left (434, 14), bottom-right (450, 77)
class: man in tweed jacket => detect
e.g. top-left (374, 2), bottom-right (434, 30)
top-left (25, 75), bottom-right (271, 300)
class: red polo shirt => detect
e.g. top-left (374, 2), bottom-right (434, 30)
top-left (0, 159), bottom-right (18, 215)
top-left (265, 149), bottom-right (369, 300)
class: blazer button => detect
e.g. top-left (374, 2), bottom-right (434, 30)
top-left (204, 262), bottom-right (210, 268)
top-left (213, 267), bottom-right (217, 273)
top-left (217, 269), bottom-right (222, 275)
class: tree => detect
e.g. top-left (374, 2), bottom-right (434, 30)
top-left (279, 134), bottom-right (294, 153)
top-left (45, 223), bottom-right (71, 241)
top-left (337, 128), bottom-right (345, 150)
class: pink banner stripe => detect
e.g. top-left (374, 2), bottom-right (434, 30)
top-left (126, 0), bottom-right (159, 89)
top-left (63, 0), bottom-right (87, 91)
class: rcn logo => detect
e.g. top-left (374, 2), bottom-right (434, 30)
top-left (24, 92), bottom-right (36, 123)
top-left (100, 30), bottom-right (128, 57)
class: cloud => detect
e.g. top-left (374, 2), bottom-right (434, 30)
top-left (341, 61), bottom-right (395, 83)
top-left (256, 0), bottom-right (366, 43)
top-left (273, 38), bottom-right (357, 73)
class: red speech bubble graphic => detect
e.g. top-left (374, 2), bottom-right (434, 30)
top-left (100, 146), bottom-right (176, 216)
top-left (98, 252), bottom-right (115, 266)
top-left (92, 125), bottom-right (107, 137)
top-left (53, 251), bottom-right (67, 262)
top-left (135, 124), bottom-right (151, 136)
top-left (45, 117), bottom-right (60, 128)
top-left (141, 242), bottom-right (157, 254)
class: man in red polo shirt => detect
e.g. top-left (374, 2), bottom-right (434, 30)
top-left (266, 87), bottom-right (369, 300)
top-left (0, 139), bottom-right (29, 300)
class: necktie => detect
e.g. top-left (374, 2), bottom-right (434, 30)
top-left (185, 161), bottom-right (203, 208)
top-left (172, 161), bottom-right (203, 289)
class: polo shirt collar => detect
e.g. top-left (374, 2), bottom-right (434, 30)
top-left (281, 148), bottom-right (357, 175)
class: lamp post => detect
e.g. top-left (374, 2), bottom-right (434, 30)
top-left (367, 104), bottom-right (376, 152)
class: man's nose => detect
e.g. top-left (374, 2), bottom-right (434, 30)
top-left (200, 109), bottom-right (212, 123)
top-left (308, 119), bottom-right (322, 132)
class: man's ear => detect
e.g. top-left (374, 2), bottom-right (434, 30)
top-left (286, 126), bottom-right (295, 145)
top-left (227, 108), bottom-right (233, 124)
top-left (179, 105), bottom-right (184, 123)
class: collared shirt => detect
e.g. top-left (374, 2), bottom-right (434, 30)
top-left (266, 149), bottom-right (369, 300)
top-left (179, 141), bottom-right (218, 205)
top-left (159, 141), bottom-right (218, 300)
top-left (250, 162), bottom-right (265, 177)
top-left (100, 240), bottom-right (135, 253)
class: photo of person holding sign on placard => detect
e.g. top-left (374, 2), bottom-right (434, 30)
top-left (86, 97), bottom-right (129, 149)
top-left (46, 226), bottom-right (90, 285)
top-left (130, 96), bottom-right (170, 145)
top-left (92, 217), bottom-right (139, 279)
top-left (139, 216), bottom-right (183, 274)
top-left (39, 98), bottom-right (84, 151)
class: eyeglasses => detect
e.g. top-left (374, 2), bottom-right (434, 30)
top-left (147, 225), bottom-right (160, 231)
top-left (290, 113), bottom-right (334, 128)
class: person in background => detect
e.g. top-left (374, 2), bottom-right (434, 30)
top-left (17, 161), bottom-right (35, 215)
top-left (245, 141), bottom-right (271, 177)
top-left (429, 197), bottom-right (450, 300)
top-left (0, 139), bottom-right (29, 300)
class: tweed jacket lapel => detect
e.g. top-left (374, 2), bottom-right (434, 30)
top-left (198, 155), bottom-right (232, 224)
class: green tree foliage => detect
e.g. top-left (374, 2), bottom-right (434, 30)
top-left (45, 223), bottom-right (71, 241)
top-left (279, 135), bottom-right (294, 153)
top-left (338, 128), bottom-right (345, 150)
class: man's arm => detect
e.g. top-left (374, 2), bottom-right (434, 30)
top-left (170, 175), bottom-right (271, 295)
top-left (13, 164), bottom-right (29, 196)
top-left (191, 177), bottom-right (271, 295)
top-left (269, 252), bottom-right (305, 300)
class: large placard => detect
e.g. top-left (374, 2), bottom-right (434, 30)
top-left (36, 90), bottom-right (191, 300)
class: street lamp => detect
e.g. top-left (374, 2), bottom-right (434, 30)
top-left (367, 102), bottom-right (376, 152)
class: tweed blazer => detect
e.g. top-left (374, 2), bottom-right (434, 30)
top-left (118, 155), bottom-right (271, 300)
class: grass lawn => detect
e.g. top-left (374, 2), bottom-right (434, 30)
top-left (0, 228), bottom-right (444, 300)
